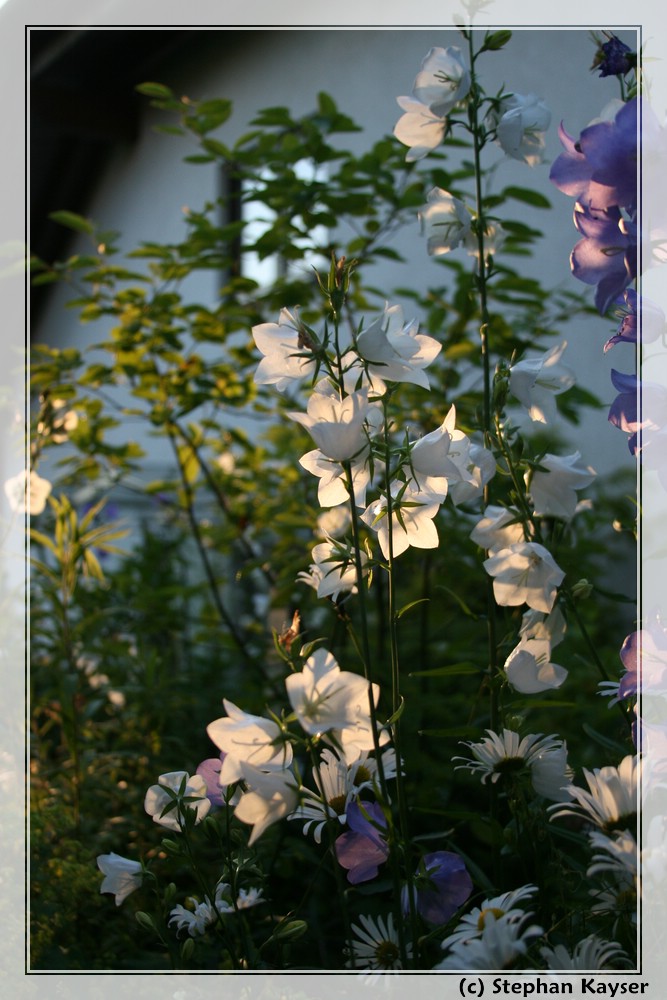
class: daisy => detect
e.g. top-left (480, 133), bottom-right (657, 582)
top-left (288, 748), bottom-right (359, 843)
top-left (587, 829), bottom-right (637, 880)
top-left (455, 729), bottom-right (572, 802)
top-left (440, 885), bottom-right (538, 949)
top-left (345, 913), bottom-right (406, 970)
top-left (436, 909), bottom-right (543, 970)
top-left (541, 935), bottom-right (629, 970)
top-left (549, 754), bottom-right (638, 831)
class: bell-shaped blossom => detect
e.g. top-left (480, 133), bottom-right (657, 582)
top-left (4, 469), bottom-right (52, 516)
top-left (393, 97), bottom-right (446, 161)
top-left (97, 853), bottom-right (143, 906)
top-left (464, 220), bottom-right (506, 260)
top-left (207, 700), bottom-right (293, 784)
top-left (448, 442), bottom-right (496, 506)
top-left (299, 448), bottom-right (371, 509)
top-left (470, 505), bottom-right (529, 553)
top-left (234, 762), bottom-right (299, 846)
top-left (402, 850), bottom-right (473, 926)
top-left (413, 46), bottom-right (471, 117)
top-left (144, 771), bottom-right (211, 832)
top-left (288, 388), bottom-right (370, 462)
top-left (504, 639), bottom-right (567, 694)
top-left (509, 341), bottom-right (575, 424)
top-left (335, 799), bottom-right (389, 884)
top-left (419, 188), bottom-right (471, 257)
top-left (406, 406), bottom-right (473, 501)
top-left (604, 289), bottom-right (664, 352)
top-left (527, 451), bottom-right (596, 519)
top-left (550, 98), bottom-right (637, 214)
top-left (317, 505), bottom-right (351, 538)
top-left (195, 753), bottom-right (241, 808)
top-left (355, 303), bottom-right (441, 389)
top-left (505, 606), bottom-right (568, 694)
top-left (297, 537), bottom-right (368, 602)
top-left (252, 307), bottom-right (317, 391)
top-left (487, 93), bottom-right (551, 166)
top-left (361, 481), bottom-right (441, 560)
top-left (570, 201), bottom-right (636, 314)
top-left (484, 541), bottom-right (565, 613)
top-left (285, 647), bottom-right (377, 738)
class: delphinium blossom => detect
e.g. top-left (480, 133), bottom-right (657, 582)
top-left (285, 647), bottom-right (378, 739)
top-left (355, 302), bottom-right (442, 389)
top-left (569, 201), bottom-right (636, 316)
top-left (486, 93), bottom-right (551, 166)
top-left (4, 469), bottom-right (52, 516)
top-left (604, 288), bottom-right (664, 353)
top-left (483, 541), bottom-right (565, 614)
top-left (526, 451), bottom-right (596, 519)
top-left (418, 188), bottom-right (472, 256)
top-left (394, 46), bottom-right (470, 161)
top-left (97, 853), bottom-right (143, 906)
top-left (252, 306), bottom-right (317, 390)
top-left (540, 935), bottom-right (629, 970)
top-left (503, 606), bottom-right (568, 694)
top-left (335, 799), bottom-right (389, 884)
top-left (508, 342), bottom-right (575, 424)
top-left (455, 729), bottom-right (572, 801)
top-left (144, 771), bottom-right (211, 832)
top-left (550, 97), bottom-right (638, 314)
top-left (592, 33), bottom-right (635, 78)
top-left (402, 851), bottom-right (473, 925)
top-left (206, 700), bottom-right (293, 783)
top-left (344, 913), bottom-right (407, 970)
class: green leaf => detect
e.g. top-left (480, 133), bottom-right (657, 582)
top-left (395, 597), bottom-right (429, 621)
top-left (581, 723), bottom-right (630, 756)
top-left (48, 210), bottom-right (94, 235)
top-left (410, 662), bottom-right (479, 678)
top-left (502, 186), bottom-right (551, 209)
top-left (385, 697), bottom-right (405, 728)
top-left (136, 82), bottom-right (174, 99)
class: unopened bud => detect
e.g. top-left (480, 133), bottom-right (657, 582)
top-left (571, 579), bottom-right (593, 600)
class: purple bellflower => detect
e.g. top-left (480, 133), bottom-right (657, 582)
top-left (550, 99), bottom-right (637, 215)
top-left (608, 369), bottom-right (639, 453)
top-left (570, 202), bottom-right (636, 315)
top-left (335, 800), bottom-right (389, 884)
top-left (401, 850), bottom-right (473, 926)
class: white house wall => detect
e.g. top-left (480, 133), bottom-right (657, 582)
top-left (33, 28), bottom-right (639, 487)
